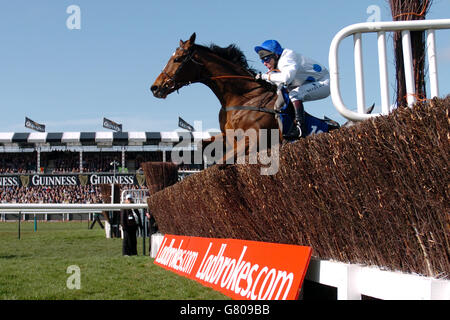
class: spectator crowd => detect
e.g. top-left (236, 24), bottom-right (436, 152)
top-left (0, 151), bottom-right (202, 174)
top-left (0, 151), bottom-right (168, 174)
top-left (0, 150), bottom-right (200, 204)
top-left (0, 184), bottom-right (145, 204)
top-left (0, 185), bottom-right (102, 204)
top-left (0, 153), bottom-right (36, 174)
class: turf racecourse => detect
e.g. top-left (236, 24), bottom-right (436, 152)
top-left (0, 221), bottom-right (228, 300)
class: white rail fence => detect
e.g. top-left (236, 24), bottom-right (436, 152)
top-left (0, 209), bottom-right (104, 222)
top-left (329, 18), bottom-right (450, 121)
top-left (0, 203), bottom-right (148, 236)
top-left (0, 203), bottom-right (147, 211)
top-left (0, 203), bottom-right (147, 222)
top-left (120, 188), bottom-right (149, 204)
top-left (304, 258), bottom-right (449, 300)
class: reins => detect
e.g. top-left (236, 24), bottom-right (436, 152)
top-left (222, 105), bottom-right (278, 115)
top-left (209, 76), bottom-right (278, 115)
top-left (164, 45), bottom-right (278, 115)
top-left (210, 75), bottom-right (255, 81)
top-left (209, 75), bottom-right (279, 115)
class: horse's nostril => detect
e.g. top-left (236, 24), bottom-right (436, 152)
top-left (150, 85), bottom-right (158, 93)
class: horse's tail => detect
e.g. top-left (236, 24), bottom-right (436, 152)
top-left (324, 116), bottom-right (341, 130)
top-left (342, 103), bottom-right (375, 127)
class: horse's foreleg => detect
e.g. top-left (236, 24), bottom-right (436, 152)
top-left (202, 132), bottom-right (223, 149)
top-left (221, 134), bottom-right (253, 165)
top-left (220, 134), bottom-right (235, 164)
top-left (202, 132), bottom-right (225, 166)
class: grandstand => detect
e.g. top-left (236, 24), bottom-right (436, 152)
top-left (0, 131), bottom-right (217, 172)
top-left (0, 130), bottom-right (216, 219)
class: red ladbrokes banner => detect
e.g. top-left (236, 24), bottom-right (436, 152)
top-left (154, 234), bottom-right (312, 300)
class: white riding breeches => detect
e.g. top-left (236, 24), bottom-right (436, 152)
top-left (288, 75), bottom-right (330, 102)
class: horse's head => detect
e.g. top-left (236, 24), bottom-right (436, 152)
top-left (151, 33), bottom-right (201, 98)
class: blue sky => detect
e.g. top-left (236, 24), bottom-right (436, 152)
top-left (0, 0), bottom-right (449, 133)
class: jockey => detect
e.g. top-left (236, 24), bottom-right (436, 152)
top-left (254, 39), bottom-right (330, 138)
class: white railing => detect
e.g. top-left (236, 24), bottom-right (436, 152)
top-left (0, 209), bottom-right (105, 222)
top-left (0, 203), bottom-right (149, 243)
top-left (329, 18), bottom-right (450, 121)
top-left (304, 259), bottom-right (449, 300)
top-left (0, 203), bottom-right (147, 211)
top-left (120, 188), bottom-right (149, 204)
top-left (0, 203), bottom-right (147, 221)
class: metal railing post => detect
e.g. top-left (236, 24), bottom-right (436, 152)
top-left (142, 211), bottom-right (146, 256)
top-left (427, 29), bottom-right (439, 98)
top-left (329, 19), bottom-right (450, 122)
top-left (377, 31), bottom-right (390, 114)
top-left (18, 211), bottom-right (21, 239)
top-left (401, 30), bottom-right (416, 107)
top-left (353, 32), bottom-right (366, 113)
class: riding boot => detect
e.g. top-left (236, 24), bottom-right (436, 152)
top-left (284, 121), bottom-right (300, 140)
top-left (293, 100), bottom-right (307, 138)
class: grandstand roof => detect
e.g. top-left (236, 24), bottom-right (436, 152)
top-left (0, 131), bottom-right (219, 148)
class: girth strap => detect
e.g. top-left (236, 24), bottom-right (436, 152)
top-left (223, 106), bottom-right (278, 115)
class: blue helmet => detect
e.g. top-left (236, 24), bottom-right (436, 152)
top-left (254, 40), bottom-right (284, 56)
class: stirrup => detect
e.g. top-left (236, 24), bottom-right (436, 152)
top-left (297, 124), bottom-right (304, 138)
top-left (283, 124), bottom-right (301, 140)
top-left (295, 117), bottom-right (308, 138)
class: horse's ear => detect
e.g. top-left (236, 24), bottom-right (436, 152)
top-left (179, 33), bottom-right (195, 48)
top-left (189, 33), bottom-right (196, 44)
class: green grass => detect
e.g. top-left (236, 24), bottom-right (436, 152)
top-left (0, 221), bottom-right (229, 300)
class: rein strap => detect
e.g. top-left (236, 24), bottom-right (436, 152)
top-left (223, 106), bottom-right (278, 115)
top-left (210, 75), bottom-right (255, 81)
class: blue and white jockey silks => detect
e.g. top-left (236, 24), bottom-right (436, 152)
top-left (266, 48), bottom-right (330, 103)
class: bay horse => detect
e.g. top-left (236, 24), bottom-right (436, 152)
top-left (150, 33), bottom-right (339, 164)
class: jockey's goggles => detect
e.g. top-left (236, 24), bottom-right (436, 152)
top-left (261, 54), bottom-right (275, 63)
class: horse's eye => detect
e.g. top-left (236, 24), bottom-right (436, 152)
top-left (174, 56), bottom-right (183, 63)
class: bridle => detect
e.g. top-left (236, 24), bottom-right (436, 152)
top-left (161, 47), bottom-right (200, 91)
top-left (160, 46), bottom-right (277, 115)
top-left (161, 46), bottom-right (255, 92)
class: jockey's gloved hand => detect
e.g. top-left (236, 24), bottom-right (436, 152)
top-left (255, 73), bottom-right (268, 81)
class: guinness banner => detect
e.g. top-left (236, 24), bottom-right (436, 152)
top-left (25, 117), bottom-right (45, 132)
top-left (0, 174), bottom-right (147, 187)
top-left (103, 117), bottom-right (122, 132)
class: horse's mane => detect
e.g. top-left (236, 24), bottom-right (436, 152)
top-left (195, 43), bottom-right (258, 76)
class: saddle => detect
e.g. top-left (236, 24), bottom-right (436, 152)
top-left (277, 87), bottom-right (331, 140)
